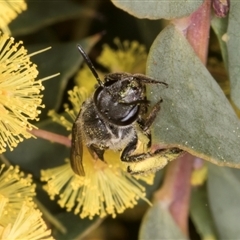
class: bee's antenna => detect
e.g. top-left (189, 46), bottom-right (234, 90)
top-left (77, 44), bottom-right (104, 87)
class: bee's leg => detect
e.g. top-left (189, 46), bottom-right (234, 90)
top-left (121, 132), bottom-right (183, 174)
top-left (88, 144), bottom-right (105, 161)
top-left (126, 148), bottom-right (183, 175)
top-left (142, 99), bottom-right (162, 132)
top-left (121, 98), bottom-right (165, 163)
top-left (120, 135), bottom-right (138, 162)
top-left (133, 74), bottom-right (168, 87)
top-left (121, 151), bottom-right (151, 163)
top-left (121, 135), bottom-right (153, 163)
top-left (120, 99), bottom-right (149, 105)
top-left (105, 72), bottom-right (132, 81)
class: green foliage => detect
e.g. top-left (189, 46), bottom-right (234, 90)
top-left (112, 0), bottom-right (203, 19)
top-left (226, 2), bottom-right (240, 108)
top-left (9, 0), bottom-right (94, 36)
top-left (27, 38), bottom-right (99, 119)
top-left (147, 24), bottom-right (240, 168)
top-left (208, 163), bottom-right (240, 239)
top-left (139, 202), bottom-right (187, 239)
top-left (190, 186), bottom-right (217, 239)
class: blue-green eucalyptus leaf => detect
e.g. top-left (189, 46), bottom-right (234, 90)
top-left (146, 24), bottom-right (240, 168)
top-left (27, 34), bottom-right (100, 119)
top-left (10, 0), bottom-right (96, 36)
top-left (139, 202), bottom-right (187, 239)
top-left (226, 2), bottom-right (240, 108)
top-left (211, 16), bottom-right (228, 68)
top-left (208, 163), bottom-right (240, 239)
top-left (111, 0), bottom-right (203, 19)
top-left (190, 186), bottom-right (218, 239)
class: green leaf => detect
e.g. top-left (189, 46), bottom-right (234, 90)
top-left (10, 0), bottom-right (96, 36)
top-left (139, 202), bottom-right (187, 239)
top-left (146, 24), bottom-right (240, 168)
top-left (111, 0), bottom-right (203, 19)
top-left (226, 2), bottom-right (240, 109)
top-left (135, 19), bottom-right (164, 49)
top-left (211, 16), bottom-right (229, 69)
top-left (53, 212), bottom-right (102, 240)
top-left (190, 186), bottom-right (218, 239)
top-left (27, 34), bottom-right (100, 119)
top-left (207, 163), bottom-right (240, 239)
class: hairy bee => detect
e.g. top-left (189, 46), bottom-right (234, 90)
top-left (70, 45), bottom-right (182, 176)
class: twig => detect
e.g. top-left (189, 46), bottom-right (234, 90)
top-left (30, 129), bottom-right (71, 147)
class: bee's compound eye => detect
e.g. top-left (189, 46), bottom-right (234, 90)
top-left (118, 105), bottom-right (139, 125)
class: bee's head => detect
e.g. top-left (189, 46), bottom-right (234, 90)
top-left (93, 76), bottom-right (146, 126)
top-left (77, 44), bottom-right (146, 126)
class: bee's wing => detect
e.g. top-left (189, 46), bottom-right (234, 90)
top-left (70, 121), bottom-right (85, 176)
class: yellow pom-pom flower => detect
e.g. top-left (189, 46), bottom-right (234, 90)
top-left (75, 38), bottom-right (147, 88)
top-left (0, 0), bottom-right (27, 33)
top-left (0, 166), bottom-right (54, 240)
top-left (97, 38), bottom-right (147, 73)
top-left (41, 151), bottom-right (152, 219)
top-left (0, 165), bottom-right (36, 224)
top-left (0, 197), bottom-right (54, 240)
top-left (0, 33), bottom-right (45, 153)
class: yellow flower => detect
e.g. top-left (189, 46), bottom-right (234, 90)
top-left (0, 33), bottom-right (45, 153)
top-left (0, 171), bottom-right (53, 240)
top-left (0, 195), bottom-right (8, 219)
top-left (0, 0), bottom-right (27, 34)
top-left (191, 162), bottom-right (208, 186)
top-left (41, 152), bottom-right (152, 219)
top-left (0, 201), bottom-right (54, 240)
top-left (0, 165), bottom-right (36, 225)
top-left (48, 86), bottom-right (88, 132)
top-left (75, 38), bottom-right (147, 87)
top-left (97, 38), bottom-right (147, 73)
top-left (45, 86), bottom-right (154, 219)
top-left (74, 64), bottom-right (101, 95)
top-left (0, 195), bottom-right (8, 236)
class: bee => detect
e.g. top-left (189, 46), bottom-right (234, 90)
top-left (70, 45), bottom-right (182, 176)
